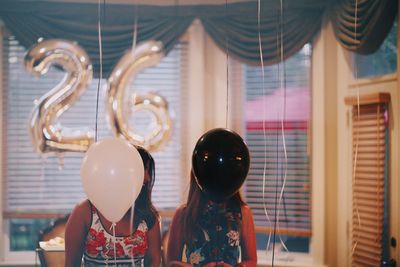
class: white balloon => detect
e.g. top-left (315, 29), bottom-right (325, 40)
top-left (80, 138), bottom-right (144, 223)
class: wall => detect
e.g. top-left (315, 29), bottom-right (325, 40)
top-left (312, 21), bottom-right (339, 267)
top-left (335, 14), bottom-right (400, 266)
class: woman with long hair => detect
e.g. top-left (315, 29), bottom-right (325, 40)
top-left (167, 171), bottom-right (257, 267)
top-left (65, 147), bottom-right (161, 267)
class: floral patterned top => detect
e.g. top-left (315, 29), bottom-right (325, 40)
top-left (185, 200), bottom-right (242, 266)
top-left (83, 205), bottom-right (148, 267)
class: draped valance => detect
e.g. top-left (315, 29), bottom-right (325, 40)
top-left (331, 0), bottom-right (397, 54)
top-left (0, 0), bottom-right (396, 76)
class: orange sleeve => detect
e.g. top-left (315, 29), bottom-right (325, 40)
top-left (239, 205), bottom-right (257, 267)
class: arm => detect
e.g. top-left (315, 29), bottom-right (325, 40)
top-left (167, 206), bottom-right (193, 267)
top-left (237, 205), bottom-right (257, 267)
top-left (65, 200), bottom-right (91, 267)
top-left (145, 217), bottom-right (162, 267)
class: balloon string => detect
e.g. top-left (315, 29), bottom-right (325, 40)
top-left (276, 0), bottom-right (289, 255)
top-left (225, 0), bottom-right (229, 128)
top-left (257, 0), bottom-right (273, 255)
top-left (95, 0), bottom-right (104, 142)
top-left (130, 203), bottom-right (136, 266)
top-left (109, 222), bottom-right (117, 267)
top-left (272, 0), bottom-right (290, 264)
top-left (272, 3), bottom-right (279, 265)
top-left (351, 0), bottom-right (361, 257)
top-left (132, 1), bottom-right (138, 54)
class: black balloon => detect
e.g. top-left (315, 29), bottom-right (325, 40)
top-left (192, 128), bottom-right (250, 201)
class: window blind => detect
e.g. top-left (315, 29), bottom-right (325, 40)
top-left (2, 34), bottom-right (188, 216)
top-left (230, 44), bottom-right (312, 237)
top-left (345, 93), bottom-right (390, 267)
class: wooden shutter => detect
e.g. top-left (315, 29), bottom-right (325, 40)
top-left (345, 92), bottom-right (390, 267)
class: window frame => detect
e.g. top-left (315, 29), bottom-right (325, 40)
top-left (203, 23), bottom-right (326, 267)
top-left (0, 18), bottom-right (329, 266)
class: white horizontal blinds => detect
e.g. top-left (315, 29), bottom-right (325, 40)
top-left (3, 34), bottom-right (187, 214)
top-left (3, 36), bottom-right (88, 213)
top-left (245, 129), bottom-right (310, 234)
top-left (351, 103), bottom-right (388, 267)
top-left (227, 59), bottom-right (245, 132)
top-left (128, 41), bottom-right (188, 209)
top-left (244, 45), bottom-right (311, 99)
top-left (241, 45), bottom-right (312, 235)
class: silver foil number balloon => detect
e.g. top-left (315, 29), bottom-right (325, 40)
top-left (106, 40), bottom-right (172, 151)
top-left (25, 39), bottom-right (94, 154)
top-left (131, 92), bottom-right (172, 151)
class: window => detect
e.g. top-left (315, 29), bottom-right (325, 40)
top-left (1, 33), bottom-right (188, 255)
top-left (352, 21), bottom-right (397, 78)
top-left (345, 93), bottom-right (390, 266)
top-left (230, 45), bottom-right (312, 255)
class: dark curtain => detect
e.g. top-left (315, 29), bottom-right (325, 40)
top-left (331, 0), bottom-right (398, 54)
top-left (0, 0), bottom-right (397, 74)
top-left (201, 1), bottom-right (327, 65)
top-left (0, 0), bottom-right (329, 75)
top-left (0, 1), bottom-right (194, 76)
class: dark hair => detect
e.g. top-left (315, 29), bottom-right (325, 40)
top-left (182, 170), bottom-right (244, 248)
top-left (134, 147), bottom-right (159, 229)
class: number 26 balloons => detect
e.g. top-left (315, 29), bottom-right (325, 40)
top-left (24, 39), bottom-right (172, 156)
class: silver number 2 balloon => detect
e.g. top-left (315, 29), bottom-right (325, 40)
top-left (25, 39), bottom-right (94, 154)
top-left (106, 40), bottom-right (172, 152)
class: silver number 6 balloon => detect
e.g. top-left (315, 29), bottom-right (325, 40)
top-left (25, 39), bottom-right (94, 154)
top-left (106, 40), bottom-right (172, 152)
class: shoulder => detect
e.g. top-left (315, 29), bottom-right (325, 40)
top-left (240, 204), bottom-right (252, 215)
top-left (174, 204), bottom-right (187, 217)
top-left (170, 204), bottom-right (186, 224)
top-left (65, 200), bottom-right (92, 235)
top-left (240, 204), bottom-right (254, 220)
top-left (74, 199), bottom-right (91, 213)
top-left (240, 204), bottom-right (256, 233)
top-left (70, 199), bottom-right (92, 224)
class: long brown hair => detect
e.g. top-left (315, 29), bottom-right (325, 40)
top-left (134, 147), bottom-right (159, 229)
top-left (182, 170), bottom-right (245, 248)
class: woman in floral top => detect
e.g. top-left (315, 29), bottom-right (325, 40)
top-left (167, 172), bottom-right (257, 267)
top-left (65, 148), bottom-right (161, 267)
